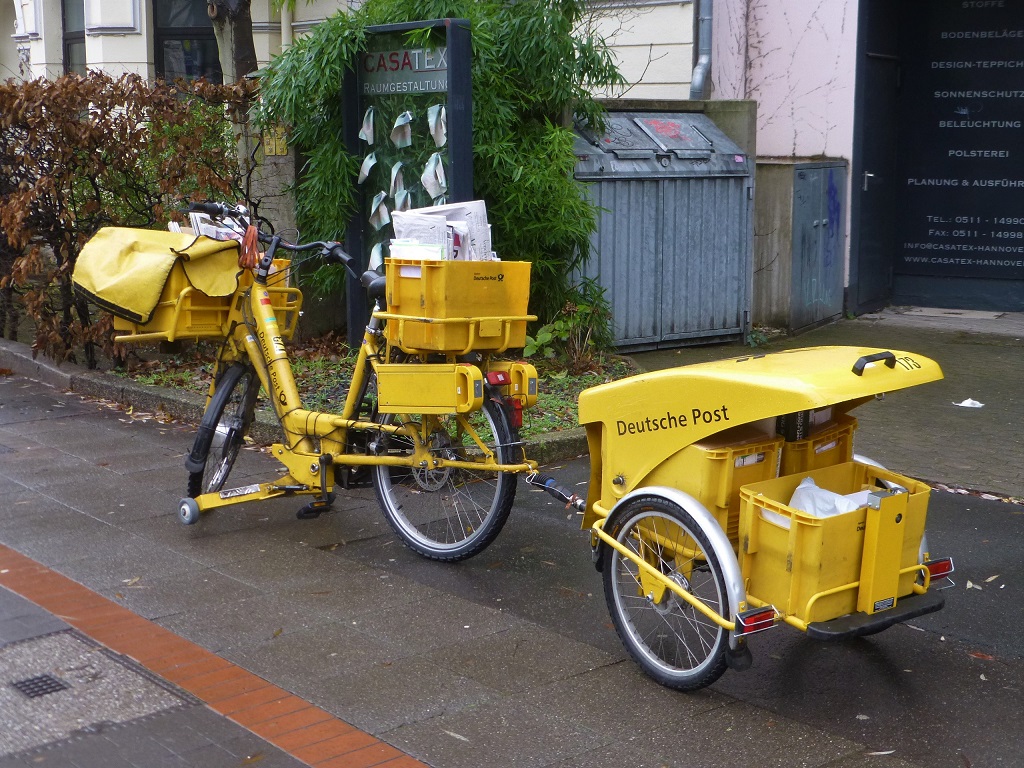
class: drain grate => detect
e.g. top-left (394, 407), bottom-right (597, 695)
top-left (10, 674), bottom-right (69, 699)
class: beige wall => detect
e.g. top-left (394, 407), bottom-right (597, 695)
top-left (593, 1), bottom-right (695, 101)
top-left (1, 0), bottom-right (22, 78)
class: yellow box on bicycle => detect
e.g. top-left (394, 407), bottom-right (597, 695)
top-left (738, 461), bottom-right (930, 624)
top-left (73, 227), bottom-right (301, 343)
top-left (379, 259), bottom-right (533, 353)
top-left (375, 363), bottom-right (484, 414)
top-left (109, 260), bottom-right (300, 343)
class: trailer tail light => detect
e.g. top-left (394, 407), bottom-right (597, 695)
top-left (924, 557), bottom-right (955, 587)
top-left (486, 371), bottom-right (511, 386)
top-left (735, 606), bottom-right (778, 635)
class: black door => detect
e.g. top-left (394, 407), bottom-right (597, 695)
top-left (849, 0), bottom-right (900, 313)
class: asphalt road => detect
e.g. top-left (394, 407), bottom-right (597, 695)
top-left (340, 455), bottom-right (1024, 768)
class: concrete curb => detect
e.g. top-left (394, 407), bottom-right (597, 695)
top-left (0, 338), bottom-right (589, 464)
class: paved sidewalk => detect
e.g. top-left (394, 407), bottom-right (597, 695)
top-left (1, 308), bottom-right (1022, 767)
top-left (0, 549), bottom-right (420, 768)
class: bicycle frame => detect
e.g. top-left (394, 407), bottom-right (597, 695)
top-left (189, 245), bottom-right (537, 516)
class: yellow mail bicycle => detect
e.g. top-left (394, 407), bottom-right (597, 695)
top-left (80, 202), bottom-right (539, 561)
top-left (530, 346), bottom-right (956, 690)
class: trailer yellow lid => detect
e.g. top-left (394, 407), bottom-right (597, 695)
top-left (579, 346), bottom-right (942, 467)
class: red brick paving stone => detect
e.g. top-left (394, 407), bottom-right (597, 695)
top-left (317, 742), bottom-right (407, 768)
top-left (229, 694), bottom-right (310, 727)
top-left (90, 620), bottom-right (167, 650)
top-left (292, 731), bottom-right (378, 764)
top-left (156, 653), bottom-right (234, 683)
top-left (273, 719), bottom-right (359, 752)
top-left (173, 663), bottom-right (250, 691)
top-left (247, 706), bottom-right (335, 740)
top-left (213, 683), bottom-right (290, 715)
top-left (119, 634), bottom-right (196, 665)
top-left (193, 673), bottom-right (274, 704)
top-left (65, 606), bottom-right (142, 626)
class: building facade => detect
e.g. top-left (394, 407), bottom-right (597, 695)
top-left (5, 0), bottom-right (1020, 316)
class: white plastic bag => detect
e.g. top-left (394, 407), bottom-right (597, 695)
top-left (761, 477), bottom-right (870, 529)
top-left (789, 477), bottom-right (862, 518)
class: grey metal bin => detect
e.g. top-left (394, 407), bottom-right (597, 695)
top-left (574, 112), bottom-right (754, 350)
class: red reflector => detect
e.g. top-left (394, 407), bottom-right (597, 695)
top-left (510, 399), bottom-right (523, 429)
top-left (735, 607), bottom-right (777, 635)
top-left (486, 371), bottom-right (511, 386)
top-left (926, 558), bottom-right (954, 580)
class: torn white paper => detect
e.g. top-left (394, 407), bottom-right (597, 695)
top-left (358, 106), bottom-right (375, 145)
top-left (427, 104), bottom-right (447, 147)
top-left (358, 152), bottom-right (377, 184)
top-left (368, 242), bottom-right (384, 271)
top-left (390, 161), bottom-right (405, 197)
top-left (394, 189), bottom-right (411, 212)
top-left (953, 398), bottom-right (984, 408)
top-left (390, 111), bottom-right (414, 148)
top-left (369, 191), bottom-right (390, 231)
top-left (420, 153), bottom-right (447, 198)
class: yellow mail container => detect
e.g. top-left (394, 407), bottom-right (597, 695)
top-left (375, 363), bottom-right (484, 414)
top-left (779, 414), bottom-right (858, 476)
top-left (112, 261), bottom-right (300, 343)
top-left (642, 426), bottom-right (784, 545)
top-left (739, 461), bottom-right (930, 625)
top-left (379, 259), bottom-right (533, 353)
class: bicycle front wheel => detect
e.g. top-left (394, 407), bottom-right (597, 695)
top-left (372, 397), bottom-right (519, 562)
top-left (187, 363), bottom-right (259, 498)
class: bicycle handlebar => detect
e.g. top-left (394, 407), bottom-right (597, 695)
top-left (186, 201), bottom-right (356, 276)
top-left (187, 201), bottom-right (232, 219)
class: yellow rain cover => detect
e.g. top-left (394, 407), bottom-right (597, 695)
top-left (73, 228), bottom-right (241, 323)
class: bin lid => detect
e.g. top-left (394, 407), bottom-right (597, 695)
top-left (574, 112), bottom-right (749, 179)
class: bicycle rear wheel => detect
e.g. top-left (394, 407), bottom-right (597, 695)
top-left (187, 362), bottom-right (259, 498)
top-left (372, 395), bottom-right (519, 562)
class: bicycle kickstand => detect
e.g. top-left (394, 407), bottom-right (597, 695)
top-left (296, 454), bottom-right (336, 520)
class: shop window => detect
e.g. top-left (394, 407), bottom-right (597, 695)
top-left (153, 0), bottom-right (222, 83)
top-left (63, 0), bottom-right (85, 75)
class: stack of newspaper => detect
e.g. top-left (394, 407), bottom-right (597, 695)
top-left (390, 200), bottom-right (495, 261)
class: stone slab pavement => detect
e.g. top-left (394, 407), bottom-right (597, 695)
top-left (0, 308), bottom-right (1022, 768)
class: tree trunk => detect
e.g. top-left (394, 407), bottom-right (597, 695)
top-left (210, 0), bottom-right (258, 83)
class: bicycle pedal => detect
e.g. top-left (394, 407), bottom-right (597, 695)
top-left (296, 498), bottom-right (331, 520)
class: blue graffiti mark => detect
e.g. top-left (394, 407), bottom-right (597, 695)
top-left (824, 168), bottom-right (841, 271)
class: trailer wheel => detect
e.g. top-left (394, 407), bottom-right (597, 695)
top-left (602, 495), bottom-right (730, 691)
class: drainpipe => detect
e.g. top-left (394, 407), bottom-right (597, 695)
top-left (281, 3), bottom-right (293, 49)
top-left (689, 0), bottom-right (713, 99)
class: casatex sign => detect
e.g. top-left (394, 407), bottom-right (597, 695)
top-left (361, 47), bottom-right (448, 94)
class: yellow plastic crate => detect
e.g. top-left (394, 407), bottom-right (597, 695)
top-left (642, 426), bottom-right (784, 545)
top-left (739, 461), bottom-right (930, 625)
top-left (379, 259), bottom-right (533, 353)
top-left (779, 414), bottom-right (858, 476)
top-left (113, 261), bottom-right (300, 343)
